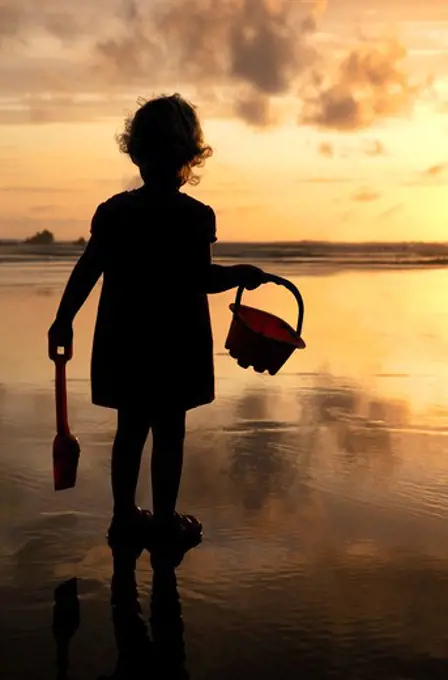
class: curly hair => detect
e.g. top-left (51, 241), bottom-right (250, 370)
top-left (116, 94), bottom-right (213, 188)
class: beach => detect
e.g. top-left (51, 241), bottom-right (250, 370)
top-left (1, 258), bottom-right (448, 679)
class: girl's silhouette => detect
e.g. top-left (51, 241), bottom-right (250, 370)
top-left (48, 94), bottom-right (266, 550)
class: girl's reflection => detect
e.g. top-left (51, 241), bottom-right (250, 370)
top-left (53, 545), bottom-right (194, 680)
top-left (100, 545), bottom-right (190, 680)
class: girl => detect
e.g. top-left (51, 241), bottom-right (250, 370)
top-left (48, 94), bottom-right (266, 552)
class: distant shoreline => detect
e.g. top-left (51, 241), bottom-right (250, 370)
top-left (1, 241), bottom-right (448, 269)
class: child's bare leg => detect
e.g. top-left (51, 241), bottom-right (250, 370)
top-left (151, 410), bottom-right (186, 522)
top-left (112, 407), bottom-right (151, 518)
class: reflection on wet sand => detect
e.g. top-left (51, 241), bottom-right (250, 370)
top-left (223, 374), bottom-right (409, 521)
top-left (98, 547), bottom-right (188, 680)
top-left (50, 550), bottom-right (190, 680)
top-left (228, 390), bottom-right (297, 511)
top-left (53, 578), bottom-right (80, 680)
top-left (1, 372), bottom-right (447, 680)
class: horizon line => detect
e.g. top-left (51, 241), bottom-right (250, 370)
top-left (1, 238), bottom-right (448, 247)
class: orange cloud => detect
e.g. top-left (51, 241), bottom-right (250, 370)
top-left (353, 189), bottom-right (381, 202)
top-left (364, 139), bottom-right (385, 156)
top-left (234, 91), bottom-right (274, 127)
top-left (377, 204), bottom-right (403, 221)
top-left (301, 39), bottom-right (422, 131)
top-left (0, 1), bottom-right (429, 134)
top-left (301, 176), bottom-right (355, 184)
top-left (423, 163), bottom-right (446, 177)
top-left (0, 0), bottom-right (325, 126)
top-left (318, 141), bottom-right (334, 157)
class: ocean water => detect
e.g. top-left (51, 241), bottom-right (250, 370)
top-left (1, 260), bottom-right (448, 679)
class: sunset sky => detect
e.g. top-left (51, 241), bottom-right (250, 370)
top-left (1, 0), bottom-right (448, 242)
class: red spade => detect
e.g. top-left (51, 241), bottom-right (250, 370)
top-left (50, 343), bottom-right (80, 491)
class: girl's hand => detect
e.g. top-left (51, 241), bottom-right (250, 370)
top-left (236, 264), bottom-right (268, 290)
top-left (48, 318), bottom-right (73, 361)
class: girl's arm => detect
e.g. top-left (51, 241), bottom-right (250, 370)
top-left (55, 237), bottom-right (103, 323)
top-left (202, 262), bottom-right (265, 294)
top-left (52, 202), bottom-right (108, 328)
top-left (193, 207), bottom-right (266, 293)
top-left (48, 204), bottom-right (108, 357)
top-left (48, 234), bottom-right (104, 357)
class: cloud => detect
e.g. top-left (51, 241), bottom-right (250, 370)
top-left (364, 139), bottom-right (385, 156)
top-left (423, 163), bottom-right (446, 177)
top-left (300, 38), bottom-right (423, 130)
top-left (316, 138), bottom-right (386, 159)
top-left (216, 203), bottom-right (265, 216)
top-left (234, 91), bottom-right (273, 127)
top-left (341, 209), bottom-right (353, 223)
top-left (156, 0), bottom-right (319, 92)
top-left (0, 185), bottom-right (77, 193)
top-left (231, 0), bottom-right (317, 95)
top-left (0, 0), bottom-right (99, 44)
top-left (0, 215), bottom-right (84, 230)
top-left (301, 0), bottom-right (327, 32)
top-left (317, 141), bottom-right (334, 157)
top-left (0, 1), bottom-right (430, 132)
top-left (0, 5), bottom-right (21, 40)
top-left (0, 0), bottom-right (322, 126)
top-left (353, 189), bottom-right (381, 202)
top-left (401, 163), bottom-right (448, 186)
top-left (437, 100), bottom-right (448, 114)
top-left (124, 174), bottom-right (143, 190)
top-left (29, 204), bottom-right (58, 213)
top-left (0, 91), bottom-right (130, 125)
top-left (403, 179), bottom-right (447, 187)
top-left (378, 204), bottom-right (401, 219)
top-left (154, 0), bottom-right (320, 124)
top-left (94, 1), bottom-right (158, 82)
top-left (377, 204), bottom-right (403, 221)
top-left (301, 176), bottom-right (355, 184)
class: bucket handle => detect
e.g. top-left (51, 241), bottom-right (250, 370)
top-left (233, 274), bottom-right (305, 336)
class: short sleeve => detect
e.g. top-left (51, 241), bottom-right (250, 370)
top-left (204, 206), bottom-right (218, 244)
top-left (86, 201), bottom-right (111, 265)
top-left (90, 202), bottom-right (107, 237)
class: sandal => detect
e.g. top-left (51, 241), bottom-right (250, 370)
top-left (148, 513), bottom-right (203, 553)
top-left (107, 507), bottom-right (154, 555)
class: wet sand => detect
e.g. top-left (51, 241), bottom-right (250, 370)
top-left (1, 262), bottom-right (448, 679)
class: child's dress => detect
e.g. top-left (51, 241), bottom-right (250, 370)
top-left (89, 185), bottom-right (217, 412)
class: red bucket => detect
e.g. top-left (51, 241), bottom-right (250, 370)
top-left (225, 274), bottom-right (306, 375)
